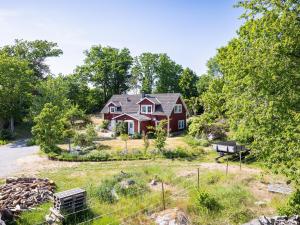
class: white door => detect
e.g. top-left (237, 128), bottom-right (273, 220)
top-left (128, 121), bottom-right (134, 135)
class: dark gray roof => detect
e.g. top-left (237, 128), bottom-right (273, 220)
top-left (101, 93), bottom-right (182, 116)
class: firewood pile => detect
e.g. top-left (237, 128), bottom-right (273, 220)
top-left (0, 177), bottom-right (55, 221)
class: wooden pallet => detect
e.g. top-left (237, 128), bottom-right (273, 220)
top-left (53, 188), bottom-right (86, 214)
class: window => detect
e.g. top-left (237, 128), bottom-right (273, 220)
top-left (178, 120), bottom-right (185, 129)
top-left (141, 105), bottom-right (152, 114)
top-left (174, 104), bottom-right (182, 113)
top-left (110, 107), bottom-right (116, 113)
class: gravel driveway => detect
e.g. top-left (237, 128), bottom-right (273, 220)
top-left (0, 139), bottom-right (39, 178)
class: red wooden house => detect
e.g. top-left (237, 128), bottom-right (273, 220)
top-left (100, 93), bottom-right (188, 135)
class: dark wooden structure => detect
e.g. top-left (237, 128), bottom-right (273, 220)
top-left (53, 188), bottom-right (86, 214)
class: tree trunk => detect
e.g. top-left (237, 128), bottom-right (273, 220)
top-left (10, 117), bottom-right (14, 133)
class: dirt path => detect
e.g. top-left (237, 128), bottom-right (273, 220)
top-left (0, 139), bottom-right (77, 178)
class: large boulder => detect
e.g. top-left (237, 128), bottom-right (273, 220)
top-left (151, 208), bottom-right (189, 225)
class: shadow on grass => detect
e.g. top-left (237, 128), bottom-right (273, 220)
top-left (63, 208), bottom-right (95, 225)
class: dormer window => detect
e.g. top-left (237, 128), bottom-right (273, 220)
top-left (110, 106), bottom-right (116, 113)
top-left (141, 105), bottom-right (152, 114)
top-left (174, 104), bottom-right (182, 113)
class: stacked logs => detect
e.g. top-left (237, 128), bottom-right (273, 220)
top-left (0, 177), bottom-right (55, 221)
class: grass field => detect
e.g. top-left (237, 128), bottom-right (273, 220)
top-left (15, 156), bottom-right (288, 225)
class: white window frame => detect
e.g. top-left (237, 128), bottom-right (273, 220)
top-left (141, 105), bottom-right (152, 114)
top-left (178, 120), bottom-right (185, 129)
top-left (110, 106), bottom-right (116, 113)
top-left (174, 104), bottom-right (182, 113)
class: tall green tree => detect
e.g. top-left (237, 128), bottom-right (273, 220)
top-left (0, 39), bottom-right (62, 79)
top-left (32, 103), bottom-right (65, 153)
top-left (155, 54), bottom-right (182, 93)
top-left (30, 76), bottom-right (71, 117)
top-left (0, 54), bottom-right (33, 132)
top-left (79, 45), bottom-right (133, 103)
top-left (201, 0), bottom-right (300, 182)
top-left (131, 53), bottom-right (159, 94)
top-left (179, 68), bottom-right (198, 99)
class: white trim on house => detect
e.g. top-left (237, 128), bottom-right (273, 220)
top-left (136, 97), bottom-right (160, 105)
top-left (110, 106), bottom-right (116, 113)
top-left (141, 105), bottom-right (152, 114)
top-left (178, 120), bottom-right (185, 129)
top-left (174, 104), bottom-right (182, 113)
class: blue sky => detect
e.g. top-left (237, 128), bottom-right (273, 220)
top-left (0, 0), bottom-right (243, 75)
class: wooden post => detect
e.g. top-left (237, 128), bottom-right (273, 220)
top-left (239, 151), bottom-right (242, 171)
top-left (197, 168), bottom-right (200, 190)
top-left (226, 156), bottom-right (229, 175)
top-left (161, 181), bottom-right (166, 210)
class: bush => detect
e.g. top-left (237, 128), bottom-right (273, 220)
top-left (0, 129), bottom-right (13, 140)
top-left (163, 147), bottom-right (191, 159)
top-left (115, 122), bottom-right (127, 136)
top-left (83, 150), bottom-right (110, 161)
top-left (26, 138), bottom-right (36, 146)
top-left (97, 179), bottom-right (117, 203)
top-left (278, 189), bottom-right (300, 216)
top-left (196, 190), bottom-right (222, 212)
top-left (0, 140), bottom-right (7, 145)
top-left (100, 120), bottom-right (110, 129)
top-left (188, 114), bottom-right (227, 140)
top-left (131, 132), bottom-right (142, 139)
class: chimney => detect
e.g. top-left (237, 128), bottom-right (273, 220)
top-left (141, 92), bottom-right (145, 98)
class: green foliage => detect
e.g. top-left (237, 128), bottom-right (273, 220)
top-left (196, 190), bottom-right (222, 212)
top-left (120, 133), bottom-right (129, 151)
top-left (163, 147), bottom-right (191, 159)
top-left (96, 172), bottom-right (148, 203)
top-left (188, 114), bottom-right (226, 141)
top-left (0, 129), bottom-right (13, 140)
top-left (131, 53), bottom-right (159, 93)
top-left (115, 122), bottom-right (127, 136)
top-left (0, 39), bottom-right (62, 80)
top-left (26, 138), bottom-right (36, 146)
top-left (153, 120), bottom-right (168, 151)
top-left (155, 54), bottom-right (182, 93)
top-left (278, 189), bottom-right (300, 216)
top-left (198, 0), bottom-right (300, 182)
top-left (100, 120), bottom-right (110, 129)
top-left (142, 132), bottom-right (150, 153)
top-left (0, 54), bottom-right (33, 128)
top-left (32, 103), bottom-right (64, 153)
top-left (0, 140), bottom-right (7, 145)
top-left (78, 45), bottom-right (133, 103)
top-left (179, 68), bottom-right (198, 99)
top-left (131, 132), bottom-right (142, 139)
top-left (30, 76), bottom-right (71, 117)
top-left (97, 179), bottom-right (117, 203)
top-left (86, 124), bottom-right (97, 143)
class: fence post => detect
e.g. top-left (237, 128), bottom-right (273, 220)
top-left (161, 181), bottom-right (166, 210)
top-left (239, 151), bottom-right (242, 171)
top-left (197, 168), bottom-right (200, 191)
top-left (226, 156), bottom-right (229, 175)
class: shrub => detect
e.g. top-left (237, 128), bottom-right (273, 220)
top-left (73, 132), bottom-right (89, 147)
top-left (196, 190), bottom-right (222, 212)
top-left (83, 150), bottom-right (110, 161)
top-left (114, 179), bottom-right (148, 197)
top-left (0, 140), bottom-right (7, 145)
top-left (100, 120), bottom-right (110, 129)
top-left (163, 147), bottom-right (191, 159)
top-left (278, 189), bottom-right (300, 216)
top-left (26, 138), bottom-right (36, 146)
top-left (132, 132), bottom-right (142, 139)
top-left (0, 129), bottom-right (13, 140)
top-left (142, 132), bottom-right (150, 154)
top-left (188, 114), bottom-right (227, 140)
top-left (86, 124), bottom-right (97, 143)
top-left (97, 179), bottom-right (117, 203)
top-left (115, 122), bottom-right (127, 136)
